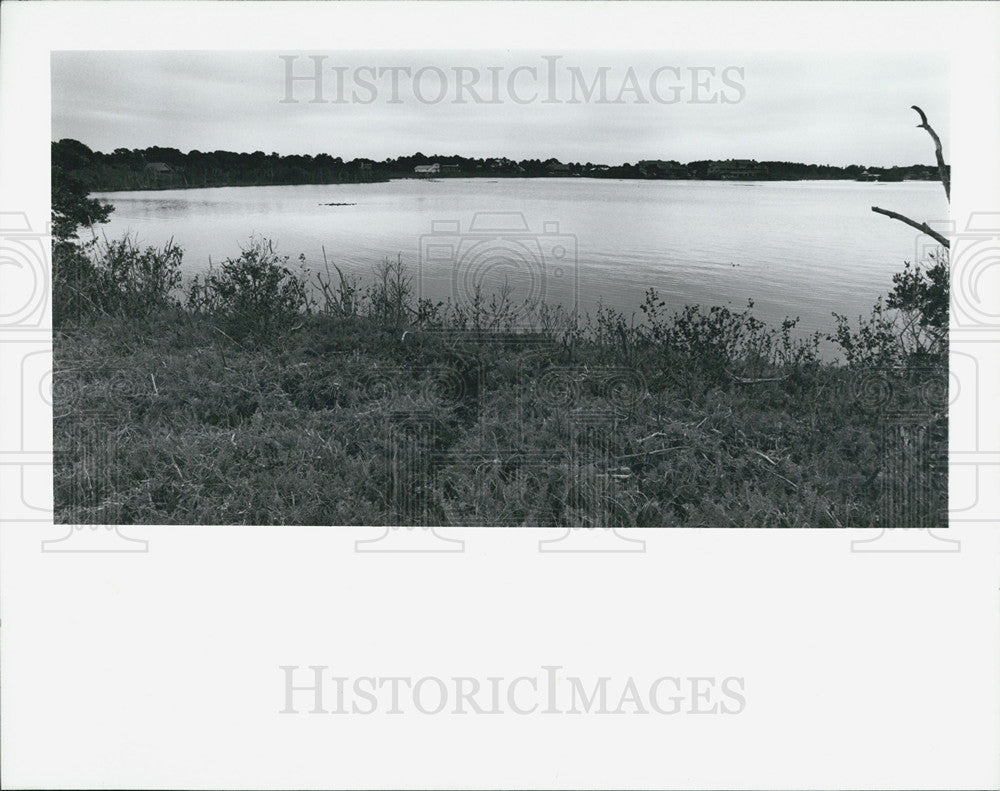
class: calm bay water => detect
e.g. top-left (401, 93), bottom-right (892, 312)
top-left (93, 178), bottom-right (948, 338)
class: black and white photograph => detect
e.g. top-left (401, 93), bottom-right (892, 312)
top-left (51, 48), bottom-right (950, 527)
top-left (2, 3), bottom-right (1000, 790)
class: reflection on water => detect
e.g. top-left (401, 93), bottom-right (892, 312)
top-left (93, 177), bottom-right (948, 338)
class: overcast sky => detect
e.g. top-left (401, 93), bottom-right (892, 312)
top-left (52, 50), bottom-right (949, 166)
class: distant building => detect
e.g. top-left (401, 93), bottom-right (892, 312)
top-left (440, 164), bottom-right (460, 173)
top-left (485, 157), bottom-right (517, 170)
top-left (144, 162), bottom-right (173, 175)
top-left (707, 159), bottom-right (767, 179)
top-left (545, 160), bottom-right (570, 174)
top-left (637, 160), bottom-right (689, 178)
top-left (414, 163), bottom-right (440, 175)
top-left (855, 169), bottom-right (882, 182)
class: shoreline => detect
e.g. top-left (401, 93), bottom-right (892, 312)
top-left (90, 175), bottom-right (930, 196)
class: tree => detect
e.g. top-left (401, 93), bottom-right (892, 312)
top-left (868, 106), bottom-right (949, 359)
top-left (51, 139), bottom-right (113, 242)
top-left (871, 106), bottom-right (949, 248)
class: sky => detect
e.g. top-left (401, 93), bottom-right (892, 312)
top-left (51, 50), bottom-right (950, 167)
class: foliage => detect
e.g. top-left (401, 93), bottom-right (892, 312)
top-left (53, 235), bottom-right (946, 528)
top-left (828, 248), bottom-right (948, 366)
top-left (886, 250), bottom-right (948, 359)
top-left (315, 251), bottom-right (362, 319)
top-left (639, 292), bottom-right (820, 371)
top-left (52, 139), bottom-right (114, 241)
top-left (54, 306), bottom-right (945, 527)
top-left (368, 253), bottom-right (413, 332)
top-left (53, 137), bottom-right (947, 192)
top-left (51, 139), bottom-right (120, 325)
top-left (186, 236), bottom-right (313, 339)
top-left (53, 235), bottom-right (183, 324)
top-left (828, 298), bottom-right (901, 367)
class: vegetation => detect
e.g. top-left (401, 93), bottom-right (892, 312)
top-left (51, 142), bottom-right (947, 527)
top-left (53, 138), bottom-right (946, 193)
top-left (53, 246), bottom-right (947, 528)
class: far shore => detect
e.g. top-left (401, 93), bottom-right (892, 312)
top-left (90, 175), bottom-right (931, 195)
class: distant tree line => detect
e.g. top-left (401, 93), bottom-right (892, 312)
top-left (53, 138), bottom-right (947, 192)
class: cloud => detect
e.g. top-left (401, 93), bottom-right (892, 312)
top-left (52, 50), bottom-right (949, 166)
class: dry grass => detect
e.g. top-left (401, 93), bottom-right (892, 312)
top-left (54, 308), bottom-right (946, 527)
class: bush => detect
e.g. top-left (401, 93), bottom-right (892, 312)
top-left (828, 248), bottom-right (948, 366)
top-left (186, 236), bottom-right (313, 339)
top-left (637, 291), bottom-right (820, 374)
top-left (52, 235), bottom-right (183, 324)
top-left (886, 250), bottom-right (948, 359)
top-left (829, 297), bottom-right (901, 367)
top-left (367, 253), bottom-right (413, 331)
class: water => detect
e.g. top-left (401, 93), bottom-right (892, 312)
top-left (92, 178), bottom-right (948, 339)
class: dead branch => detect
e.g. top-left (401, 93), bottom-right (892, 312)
top-left (911, 105), bottom-right (949, 202)
top-left (871, 206), bottom-right (950, 248)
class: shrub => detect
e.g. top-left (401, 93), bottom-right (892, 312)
top-left (315, 251), bottom-right (362, 319)
top-left (52, 234), bottom-right (183, 324)
top-left (829, 248), bottom-right (948, 367)
top-left (886, 250), bottom-right (948, 360)
top-left (829, 297), bottom-right (901, 367)
top-left (52, 238), bottom-right (101, 324)
top-left (186, 236), bottom-right (312, 339)
top-left (638, 291), bottom-right (819, 373)
top-left (367, 253), bottom-right (413, 331)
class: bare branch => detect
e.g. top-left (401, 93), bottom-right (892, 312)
top-left (871, 206), bottom-right (950, 249)
top-left (911, 105), bottom-right (949, 202)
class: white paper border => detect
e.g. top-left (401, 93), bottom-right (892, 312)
top-left (2, 2), bottom-right (999, 789)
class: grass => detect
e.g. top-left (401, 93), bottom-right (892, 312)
top-left (53, 243), bottom-right (947, 526)
top-left (55, 314), bottom-right (946, 527)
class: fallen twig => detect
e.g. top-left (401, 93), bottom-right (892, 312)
top-left (210, 324), bottom-right (246, 350)
top-left (617, 445), bottom-right (688, 460)
top-left (728, 372), bottom-right (790, 384)
top-left (751, 449), bottom-right (777, 466)
top-left (824, 507), bottom-right (845, 528)
top-left (758, 463), bottom-right (798, 490)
